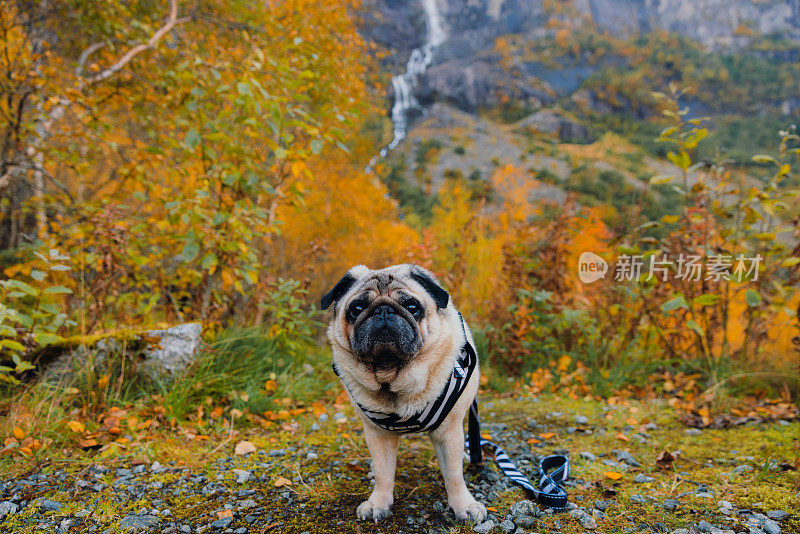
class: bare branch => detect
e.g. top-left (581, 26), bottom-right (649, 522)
top-left (0, 0), bottom-right (187, 196)
top-left (85, 0), bottom-right (187, 86)
top-left (75, 42), bottom-right (105, 76)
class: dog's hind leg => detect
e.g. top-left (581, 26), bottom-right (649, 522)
top-left (357, 421), bottom-right (400, 523)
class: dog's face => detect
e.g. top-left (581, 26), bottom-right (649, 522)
top-left (321, 264), bottom-right (450, 386)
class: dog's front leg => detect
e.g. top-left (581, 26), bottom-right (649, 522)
top-left (430, 420), bottom-right (487, 523)
top-left (357, 420), bottom-right (400, 523)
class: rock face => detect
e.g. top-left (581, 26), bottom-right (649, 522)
top-left (45, 323), bottom-right (203, 382)
top-left (516, 110), bottom-right (593, 143)
top-left (363, 0), bottom-right (800, 116)
top-left (574, 0), bottom-right (800, 49)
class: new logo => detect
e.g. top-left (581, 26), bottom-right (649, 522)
top-left (578, 252), bottom-right (608, 284)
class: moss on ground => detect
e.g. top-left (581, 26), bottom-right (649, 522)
top-left (0, 392), bottom-right (796, 533)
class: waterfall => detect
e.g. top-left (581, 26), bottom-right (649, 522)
top-left (371, 0), bottom-right (447, 167)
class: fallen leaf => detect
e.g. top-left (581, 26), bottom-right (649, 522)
top-left (234, 441), bottom-right (256, 455)
top-left (539, 432), bottom-right (555, 439)
top-left (264, 380), bottom-right (278, 394)
top-left (217, 510), bottom-right (234, 519)
top-left (273, 476), bottom-right (292, 487)
top-left (655, 450), bottom-right (675, 470)
top-left (615, 433), bottom-right (629, 441)
top-left (604, 471), bottom-right (623, 480)
top-left (481, 433), bottom-right (493, 440)
top-left (12, 427), bottom-right (25, 440)
top-left (79, 438), bottom-right (99, 449)
top-left (67, 420), bottom-right (85, 434)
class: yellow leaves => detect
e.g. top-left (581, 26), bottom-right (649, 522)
top-left (615, 433), bottom-right (629, 442)
top-left (539, 432), bottom-right (555, 440)
top-left (480, 433), bottom-right (492, 440)
top-left (604, 471), bottom-right (623, 480)
top-left (97, 374), bottom-right (109, 389)
top-left (12, 427), bottom-right (25, 440)
top-left (290, 161), bottom-right (306, 178)
top-left (221, 269), bottom-right (235, 289)
top-left (264, 379), bottom-right (278, 394)
top-left (67, 420), bottom-right (85, 434)
top-left (557, 354), bottom-right (571, 373)
top-left (273, 476), bottom-right (292, 487)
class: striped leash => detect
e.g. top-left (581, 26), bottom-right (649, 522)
top-left (465, 399), bottom-right (570, 511)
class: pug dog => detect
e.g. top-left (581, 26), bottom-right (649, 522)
top-left (321, 264), bottom-right (487, 524)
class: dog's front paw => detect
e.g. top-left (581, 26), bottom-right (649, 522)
top-left (452, 497), bottom-right (487, 523)
top-left (357, 499), bottom-right (392, 523)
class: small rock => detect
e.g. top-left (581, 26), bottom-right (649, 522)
top-left (767, 511), bottom-right (789, 521)
top-left (575, 415), bottom-right (589, 425)
top-left (473, 520), bottom-right (496, 533)
top-left (514, 515), bottom-right (536, 528)
top-left (120, 515), bottom-right (160, 531)
top-left (150, 461), bottom-right (165, 474)
top-left (644, 422), bottom-right (657, 431)
top-left (232, 469), bottom-right (250, 484)
top-left (307, 452), bottom-right (318, 460)
top-left (234, 441), bottom-right (256, 456)
top-left (509, 500), bottom-right (539, 517)
top-left (662, 499), bottom-right (680, 511)
top-left (499, 519), bottom-right (515, 533)
top-left (579, 514), bottom-right (598, 529)
top-left (210, 517), bottom-right (233, 529)
top-left (672, 529), bottom-right (689, 534)
top-left (733, 464), bottom-right (753, 474)
top-left (318, 413), bottom-right (328, 422)
top-left (763, 519), bottom-right (781, 534)
top-left (179, 526), bottom-right (191, 534)
top-left (616, 450), bottom-right (642, 467)
top-left (0, 501), bottom-right (19, 517)
top-left (684, 428), bottom-right (702, 436)
top-left (630, 494), bottom-right (647, 504)
top-left (634, 474), bottom-right (654, 483)
top-left (268, 449), bottom-right (286, 457)
top-left (717, 500), bottom-right (733, 510)
top-left (697, 520), bottom-right (713, 532)
top-left (579, 452), bottom-right (597, 462)
top-left (40, 500), bottom-right (63, 512)
top-left (309, 423), bottom-right (320, 431)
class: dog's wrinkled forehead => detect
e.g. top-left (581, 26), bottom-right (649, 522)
top-left (320, 264), bottom-right (449, 312)
top-left (353, 271), bottom-right (410, 299)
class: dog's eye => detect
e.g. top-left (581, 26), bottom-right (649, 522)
top-left (346, 301), bottom-right (365, 321)
top-left (404, 300), bottom-right (423, 318)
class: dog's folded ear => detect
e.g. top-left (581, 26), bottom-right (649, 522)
top-left (321, 273), bottom-right (357, 310)
top-left (410, 269), bottom-right (449, 309)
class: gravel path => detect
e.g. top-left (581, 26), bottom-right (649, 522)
top-left (0, 395), bottom-right (796, 534)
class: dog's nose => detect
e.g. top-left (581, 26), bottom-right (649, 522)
top-left (374, 305), bottom-right (395, 321)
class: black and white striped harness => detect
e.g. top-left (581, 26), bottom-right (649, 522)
top-left (332, 315), bottom-right (570, 511)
